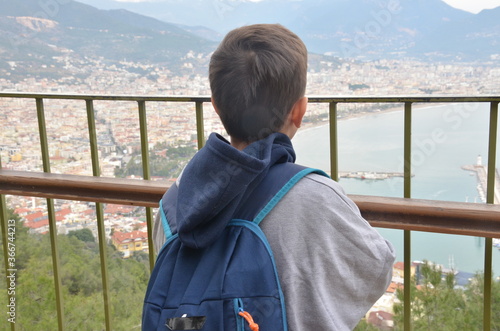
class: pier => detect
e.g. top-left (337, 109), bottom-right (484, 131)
top-left (338, 171), bottom-right (406, 180)
top-left (462, 156), bottom-right (500, 204)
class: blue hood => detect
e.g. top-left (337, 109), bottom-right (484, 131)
top-left (173, 132), bottom-right (295, 249)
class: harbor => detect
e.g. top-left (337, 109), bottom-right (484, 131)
top-left (461, 155), bottom-right (500, 204)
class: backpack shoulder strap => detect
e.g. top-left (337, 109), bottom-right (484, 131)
top-left (254, 166), bottom-right (328, 225)
top-left (234, 162), bottom-right (328, 225)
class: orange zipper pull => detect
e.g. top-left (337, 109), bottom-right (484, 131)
top-left (238, 310), bottom-right (259, 331)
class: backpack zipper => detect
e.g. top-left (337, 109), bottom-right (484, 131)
top-left (233, 298), bottom-right (259, 331)
top-left (234, 298), bottom-right (245, 331)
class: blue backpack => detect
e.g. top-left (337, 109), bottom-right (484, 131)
top-left (142, 163), bottom-right (327, 330)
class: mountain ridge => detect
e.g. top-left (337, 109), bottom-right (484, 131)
top-left (64, 0), bottom-right (499, 60)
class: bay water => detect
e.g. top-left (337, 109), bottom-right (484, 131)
top-left (293, 102), bottom-right (500, 276)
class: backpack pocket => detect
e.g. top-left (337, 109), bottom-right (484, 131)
top-left (151, 299), bottom-right (240, 330)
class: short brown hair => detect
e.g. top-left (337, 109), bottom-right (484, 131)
top-left (209, 24), bottom-right (308, 143)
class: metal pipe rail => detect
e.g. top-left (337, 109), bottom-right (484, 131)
top-left (1, 92), bottom-right (499, 331)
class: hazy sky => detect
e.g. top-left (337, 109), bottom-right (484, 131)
top-left (112, 0), bottom-right (500, 14)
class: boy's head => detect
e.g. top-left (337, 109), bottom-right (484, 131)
top-left (209, 24), bottom-right (308, 144)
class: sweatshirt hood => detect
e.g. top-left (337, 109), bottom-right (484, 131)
top-left (174, 132), bottom-right (295, 249)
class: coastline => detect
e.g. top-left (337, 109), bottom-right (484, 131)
top-left (298, 102), bottom-right (448, 134)
top-left (297, 103), bottom-right (446, 134)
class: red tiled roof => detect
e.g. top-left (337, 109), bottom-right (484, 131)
top-left (25, 219), bottom-right (49, 229)
top-left (14, 208), bottom-right (30, 215)
top-left (394, 262), bottom-right (404, 270)
top-left (112, 230), bottom-right (148, 244)
top-left (104, 204), bottom-right (136, 214)
top-left (25, 211), bottom-right (45, 222)
top-left (55, 208), bottom-right (71, 222)
top-left (386, 282), bottom-right (400, 293)
top-left (83, 209), bottom-right (95, 215)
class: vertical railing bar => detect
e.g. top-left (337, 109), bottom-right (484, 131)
top-left (37, 99), bottom-right (51, 174)
top-left (403, 102), bottom-right (413, 330)
top-left (195, 102), bottom-right (205, 149)
top-left (85, 99), bottom-right (112, 331)
top-left (484, 238), bottom-right (492, 331)
top-left (36, 98), bottom-right (65, 331)
top-left (86, 100), bottom-right (101, 177)
top-left (0, 155), bottom-right (16, 331)
top-left (329, 102), bottom-right (339, 181)
top-left (138, 101), bottom-right (151, 181)
top-left (403, 102), bottom-right (412, 199)
top-left (486, 101), bottom-right (498, 204)
top-left (138, 101), bottom-right (155, 271)
top-left (483, 101), bottom-right (498, 331)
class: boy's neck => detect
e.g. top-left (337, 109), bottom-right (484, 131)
top-left (230, 137), bottom-right (250, 151)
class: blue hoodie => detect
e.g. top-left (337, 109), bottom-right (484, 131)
top-left (160, 132), bottom-right (296, 249)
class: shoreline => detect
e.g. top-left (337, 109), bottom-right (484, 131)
top-left (298, 102), bottom-right (449, 134)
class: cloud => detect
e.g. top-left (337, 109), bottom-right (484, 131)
top-left (442, 0), bottom-right (500, 13)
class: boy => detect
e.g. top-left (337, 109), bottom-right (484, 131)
top-left (152, 24), bottom-right (395, 330)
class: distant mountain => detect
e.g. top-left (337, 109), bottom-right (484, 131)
top-left (416, 7), bottom-right (500, 58)
top-left (0, 0), bottom-right (217, 80)
top-left (75, 0), bottom-right (500, 61)
top-left (288, 0), bottom-right (478, 59)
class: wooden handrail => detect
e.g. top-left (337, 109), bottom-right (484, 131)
top-left (1, 169), bottom-right (499, 237)
top-left (355, 195), bottom-right (500, 238)
top-left (0, 170), bottom-right (170, 208)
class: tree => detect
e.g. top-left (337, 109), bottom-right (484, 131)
top-left (5, 206), bottom-right (21, 222)
top-left (0, 223), bottom-right (150, 330)
top-left (392, 261), bottom-right (500, 331)
top-left (354, 319), bottom-right (381, 331)
top-left (68, 228), bottom-right (95, 242)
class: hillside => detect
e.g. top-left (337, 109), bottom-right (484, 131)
top-left (0, 0), bottom-right (217, 80)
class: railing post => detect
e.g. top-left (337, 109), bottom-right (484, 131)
top-left (0, 156), bottom-right (16, 331)
top-left (86, 99), bottom-right (112, 331)
top-left (329, 102), bottom-right (339, 181)
top-left (36, 98), bottom-right (65, 331)
top-left (483, 101), bottom-right (498, 331)
top-left (403, 102), bottom-right (413, 330)
top-left (138, 101), bottom-right (155, 271)
top-left (195, 101), bottom-right (205, 150)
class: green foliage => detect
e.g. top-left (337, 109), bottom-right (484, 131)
top-left (5, 207), bottom-right (21, 222)
top-left (67, 228), bottom-right (95, 243)
top-left (392, 260), bottom-right (500, 331)
top-left (354, 319), bottom-right (381, 331)
top-left (349, 83), bottom-right (370, 91)
top-left (115, 145), bottom-right (196, 178)
top-left (0, 220), bottom-right (150, 330)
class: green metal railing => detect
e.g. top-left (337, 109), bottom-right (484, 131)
top-left (0, 93), bottom-right (499, 330)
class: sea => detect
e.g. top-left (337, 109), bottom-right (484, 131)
top-left (293, 102), bottom-right (500, 276)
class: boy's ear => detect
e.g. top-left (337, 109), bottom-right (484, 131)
top-left (211, 97), bottom-right (220, 116)
top-left (290, 96), bottom-right (308, 128)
